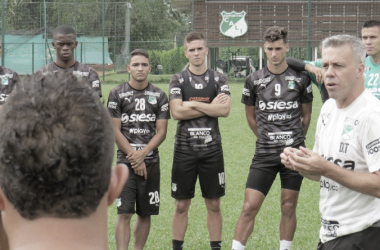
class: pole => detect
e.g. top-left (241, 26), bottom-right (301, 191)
top-left (307, 0), bottom-right (312, 61)
top-left (1, 0), bottom-right (5, 66)
top-left (102, 0), bottom-right (105, 81)
top-left (192, 0), bottom-right (194, 31)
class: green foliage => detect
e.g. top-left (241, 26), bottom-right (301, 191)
top-left (159, 46), bottom-right (188, 74)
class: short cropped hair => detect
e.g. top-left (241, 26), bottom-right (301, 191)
top-left (264, 26), bottom-right (288, 44)
top-left (322, 35), bottom-right (366, 65)
top-left (0, 72), bottom-right (114, 220)
top-left (184, 32), bottom-right (207, 49)
top-left (363, 20), bottom-right (380, 29)
top-left (53, 25), bottom-right (77, 39)
top-left (128, 49), bottom-right (150, 64)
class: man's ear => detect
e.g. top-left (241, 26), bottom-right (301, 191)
top-left (107, 164), bottom-right (129, 206)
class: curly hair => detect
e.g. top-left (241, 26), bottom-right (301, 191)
top-left (264, 26), bottom-right (288, 44)
top-left (0, 72), bottom-right (114, 220)
top-left (128, 49), bottom-right (150, 64)
top-left (53, 25), bottom-right (76, 39)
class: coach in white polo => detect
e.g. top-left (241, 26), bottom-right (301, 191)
top-left (281, 34), bottom-right (380, 250)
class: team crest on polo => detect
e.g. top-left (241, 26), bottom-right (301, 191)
top-left (220, 11), bottom-right (248, 38)
top-left (342, 124), bottom-right (354, 140)
top-left (288, 81), bottom-right (295, 89)
top-left (1, 77), bottom-right (9, 85)
top-left (148, 96), bottom-right (157, 105)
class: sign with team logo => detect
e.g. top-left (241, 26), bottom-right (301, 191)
top-left (220, 11), bottom-right (248, 38)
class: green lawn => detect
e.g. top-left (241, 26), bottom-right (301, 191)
top-left (102, 75), bottom-right (323, 250)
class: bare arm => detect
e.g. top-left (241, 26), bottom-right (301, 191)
top-left (170, 99), bottom-right (206, 120)
top-left (283, 146), bottom-right (380, 197)
top-left (184, 93), bottom-right (231, 118)
top-left (305, 64), bottom-right (324, 83)
top-left (245, 105), bottom-right (258, 137)
top-left (301, 102), bottom-right (312, 136)
top-left (112, 118), bottom-right (134, 156)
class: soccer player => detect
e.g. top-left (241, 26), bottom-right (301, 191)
top-left (0, 39), bottom-right (20, 109)
top-left (169, 31), bottom-right (230, 250)
top-left (36, 25), bottom-right (102, 97)
top-left (232, 26), bottom-right (313, 250)
top-left (0, 72), bottom-right (129, 250)
top-left (108, 49), bottom-right (170, 250)
top-left (0, 38), bottom-right (20, 250)
top-left (281, 34), bottom-right (380, 250)
top-left (362, 20), bottom-right (380, 99)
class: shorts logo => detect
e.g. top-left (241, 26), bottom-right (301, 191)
top-left (1, 77), bottom-right (9, 85)
top-left (148, 96), bottom-right (157, 104)
top-left (161, 103), bottom-right (169, 111)
top-left (288, 81), bottom-right (295, 89)
top-left (172, 183), bottom-right (177, 192)
top-left (116, 198), bottom-right (122, 207)
top-left (171, 87), bottom-right (181, 95)
top-left (215, 77), bottom-right (219, 82)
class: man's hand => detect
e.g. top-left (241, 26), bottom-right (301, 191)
top-left (281, 147), bottom-right (325, 179)
top-left (131, 161), bottom-right (147, 179)
top-left (211, 93), bottom-right (229, 104)
top-left (305, 64), bottom-right (324, 83)
top-left (127, 150), bottom-right (148, 179)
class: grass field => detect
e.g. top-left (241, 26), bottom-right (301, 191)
top-left (101, 74), bottom-right (323, 250)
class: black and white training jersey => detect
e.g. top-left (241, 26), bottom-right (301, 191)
top-left (0, 66), bottom-right (20, 105)
top-left (36, 61), bottom-right (102, 97)
top-left (107, 82), bottom-right (170, 164)
top-left (169, 69), bottom-right (230, 149)
top-left (242, 67), bottom-right (313, 154)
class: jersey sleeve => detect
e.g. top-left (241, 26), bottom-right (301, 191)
top-left (157, 91), bottom-right (171, 120)
top-left (300, 73), bottom-right (313, 103)
top-left (241, 76), bottom-right (255, 106)
top-left (361, 110), bottom-right (380, 172)
top-left (107, 89), bottom-right (121, 119)
top-left (216, 73), bottom-right (230, 96)
top-left (88, 68), bottom-right (102, 98)
top-left (286, 57), bottom-right (306, 71)
top-left (169, 73), bottom-right (183, 101)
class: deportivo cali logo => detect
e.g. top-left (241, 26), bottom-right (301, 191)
top-left (220, 11), bottom-right (248, 38)
top-left (342, 124), bottom-right (354, 140)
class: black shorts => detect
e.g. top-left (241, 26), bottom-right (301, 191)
top-left (317, 226), bottom-right (380, 250)
top-left (171, 146), bottom-right (225, 199)
top-left (116, 161), bottom-right (160, 216)
top-left (246, 151), bottom-right (303, 196)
